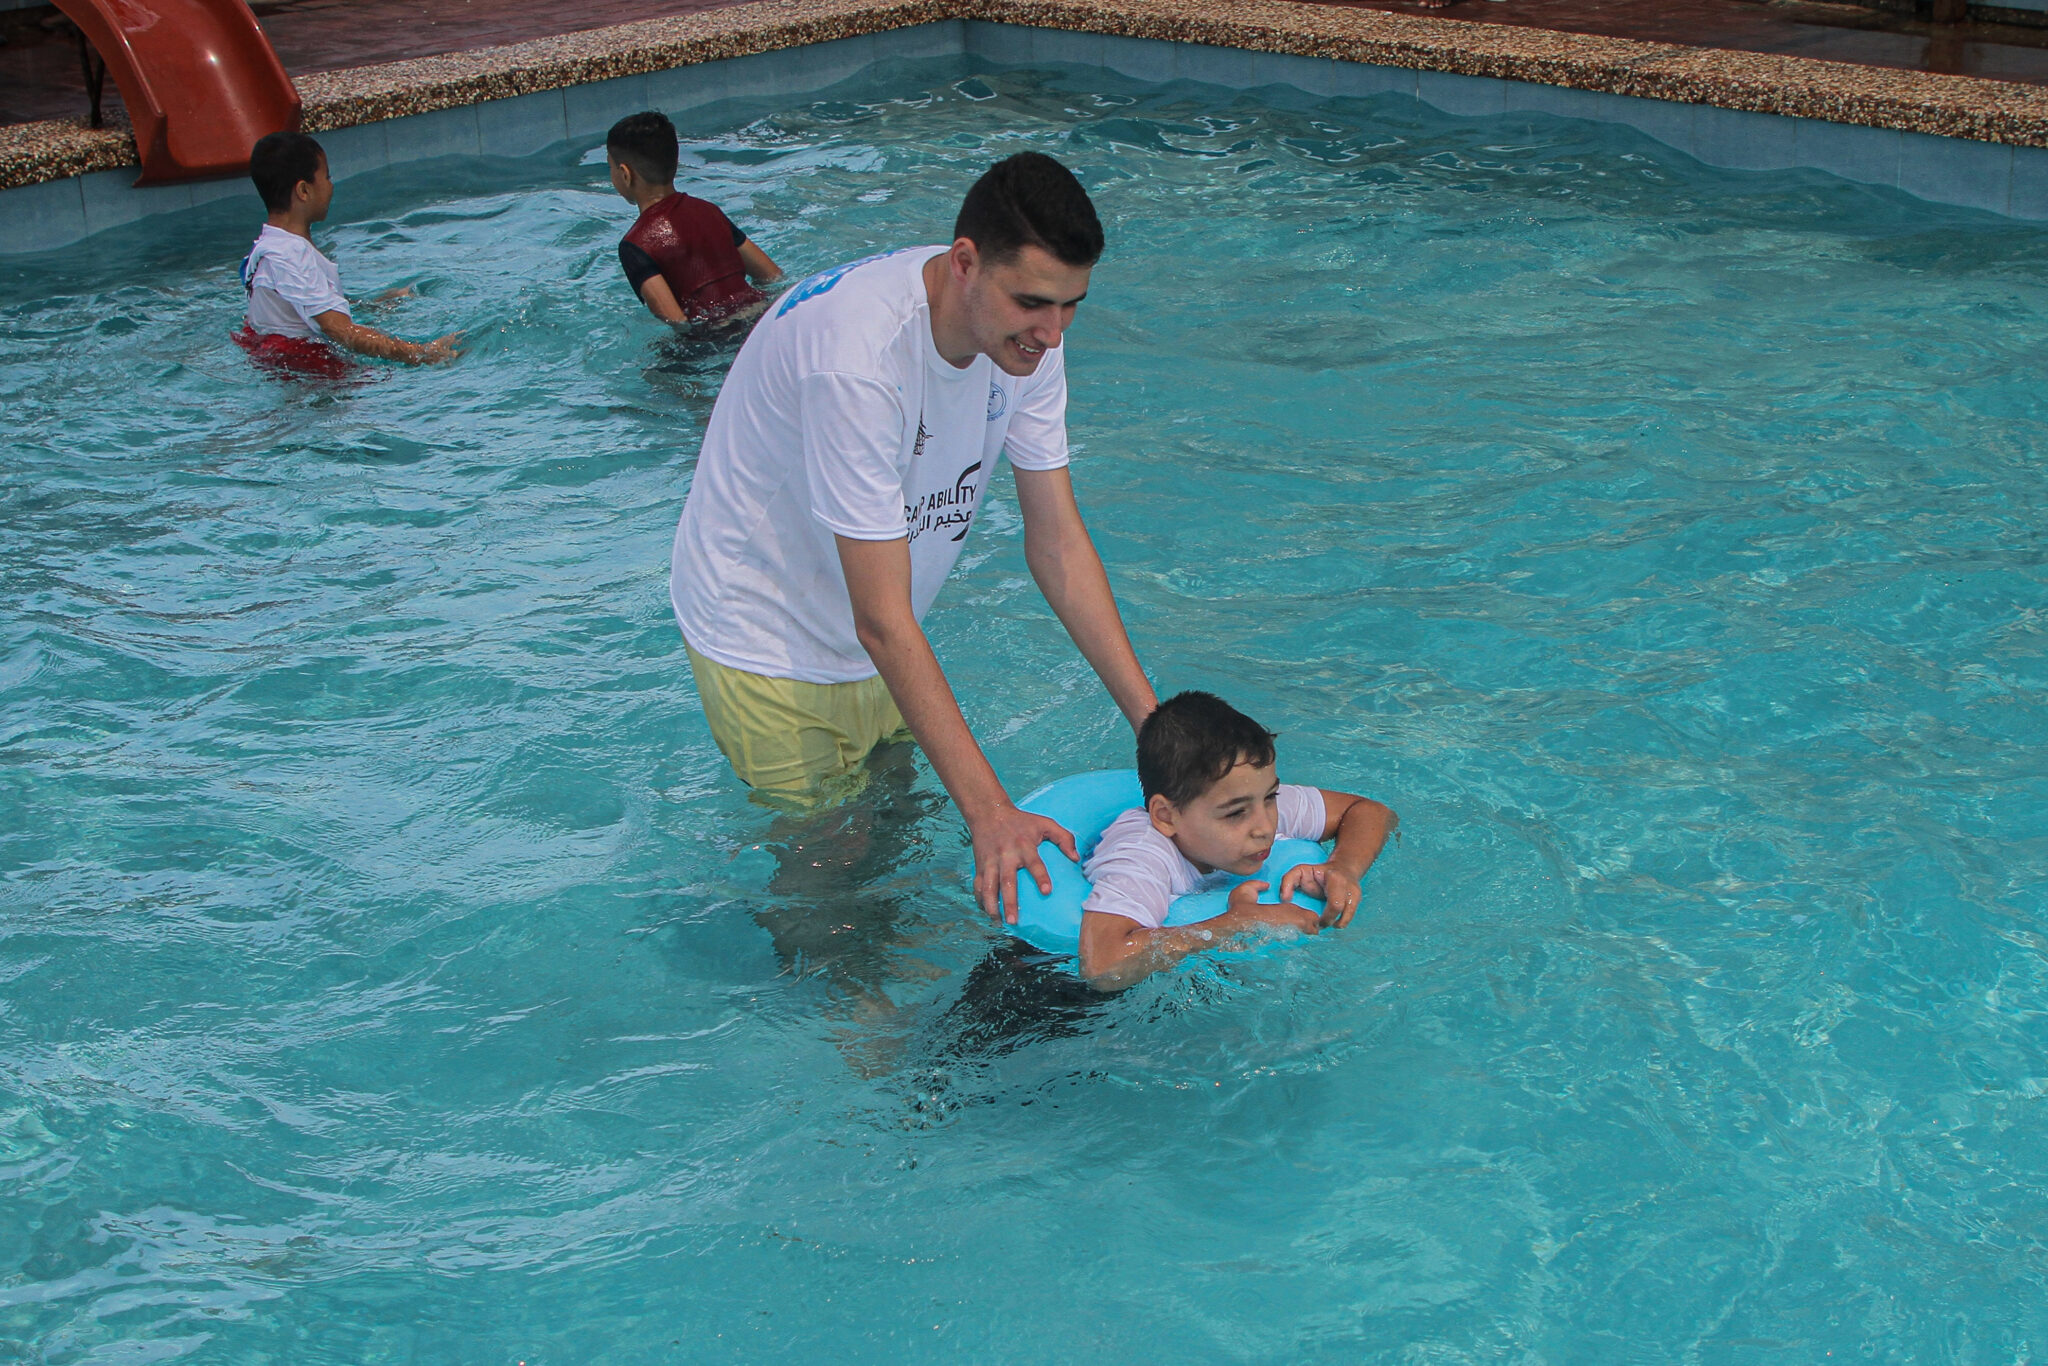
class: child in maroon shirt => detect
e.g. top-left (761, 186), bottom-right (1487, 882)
top-left (606, 111), bottom-right (782, 324)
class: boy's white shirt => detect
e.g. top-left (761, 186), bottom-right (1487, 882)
top-left (242, 225), bottom-right (349, 340)
top-left (669, 245), bottom-right (1070, 684)
top-left (1082, 784), bottom-right (1327, 929)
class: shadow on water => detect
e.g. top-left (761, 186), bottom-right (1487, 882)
top-left (637, 305), bottom-right (769, 406)
top-left (909, 942), bottom-right (1114, 1081)
top-left (918, 941), bottom-right (1108, 1064)
top-left (638, 317), bottom-right (751, 399)
top-left (883, 940), bottom-right (1117, 1130)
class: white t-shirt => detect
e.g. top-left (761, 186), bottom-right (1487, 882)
top-left (669, 246), bottom-right (1071, 684)
top-left (1082, 784), bottom-right (1328, 929)
top-left (241, 225), bottom-right (349, 340)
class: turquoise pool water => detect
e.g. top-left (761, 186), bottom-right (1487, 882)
top-left (5, 59), bottom-right (2048, 1362)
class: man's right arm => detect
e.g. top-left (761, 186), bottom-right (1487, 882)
top-left (835, 532), bottom-right (1077, 926)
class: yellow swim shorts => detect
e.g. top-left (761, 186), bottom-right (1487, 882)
top-left (685, 642), bottom-right (911, 809)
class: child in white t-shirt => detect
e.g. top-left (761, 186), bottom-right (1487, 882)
top-left (238, 131), bottom-right (459, 367)
top-left (1078, 691), bottom-right (1396, 990)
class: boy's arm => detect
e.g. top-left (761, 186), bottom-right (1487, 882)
top-left (1278, 790), bottom-right (1397, 928)
top-left (314, 311), bottom-right (458, 365)
top-left (1079, 881), bottom-right (1320, 992)
top-left (738, 238), bottom-right (783, 285)
top-left (635, 275), bottom-right (690, 325)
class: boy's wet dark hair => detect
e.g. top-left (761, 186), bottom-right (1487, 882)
top-left (953, 152), bottom-right (1104, 267)
top-left (607, 111), bottom-right (680, 184)
top-left (250, 131), bottom-right (325, 212)
top-left (1138, 691), bottom-right (1278, 808)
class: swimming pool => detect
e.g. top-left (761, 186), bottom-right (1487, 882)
top-left (4, 56), bottom-right (2047, 1361)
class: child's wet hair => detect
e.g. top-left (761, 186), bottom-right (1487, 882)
top-left (607, 111), bottom-right (679, 184)
top-left (250, 131), bottom-right (325, 211)
top-left (953, 151), bottom-right (1104, 267)
top-left (1137, 691), bottom-right (1277, 807)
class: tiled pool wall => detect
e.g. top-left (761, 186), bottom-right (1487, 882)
top-left (974, 22), bottom-right (2048, 217)
top-left (5, 16), bottom-right (2047, 254)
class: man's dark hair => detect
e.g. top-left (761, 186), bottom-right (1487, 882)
top-left (250, 131), bottom-right (326, 212)
top-left (1138, 691), bottom-right (1278, 807)
top-left (607, 111), bottom-right (679, 184)
top-left (953, 152), bottom-right (1104, 267)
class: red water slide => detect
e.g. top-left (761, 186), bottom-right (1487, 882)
top-left (52, 0), bottom-right (301, 185)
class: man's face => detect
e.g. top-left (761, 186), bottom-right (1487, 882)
top-left (955, 241), bottom-right (1091, 377)
top-left (1150, 760), bottom-right (1282, 876)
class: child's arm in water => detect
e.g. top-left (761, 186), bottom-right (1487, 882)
top-left (634, 275), bottom-right (690, 325)
top-left (738, 237), bottom-right (783, 286)
top-left (1078, 881), bottom-right (1321, 993)
top-left (1278, 790), bottom-right (1397, 928)
top-left (314, 309), bottom-right (459, 365)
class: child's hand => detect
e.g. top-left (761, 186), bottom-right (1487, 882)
top-left (1280, 862), bottom-right (1365, 928)
top-left (1226, 880), bottom-right (1321, 936)
top-left (422, 331), bottom-right (463, 364)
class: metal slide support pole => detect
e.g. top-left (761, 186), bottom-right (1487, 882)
top-left (72, 25), bottom-right (106, 128)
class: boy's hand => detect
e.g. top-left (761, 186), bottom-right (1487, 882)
top-left (422, 331), bottom-right (463, 364)
top-left (1280, 862), bottom-right (1365, 928)
top-left (1225, 880), bottom-right (1321, 936)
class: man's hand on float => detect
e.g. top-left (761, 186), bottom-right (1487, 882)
top-left (834, 533), bottom-right (1086, 927)
top-left (971, 802), bottom-right (1078, 926)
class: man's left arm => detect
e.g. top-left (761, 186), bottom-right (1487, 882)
top-left (1012, 463), bottom-right (1157, 730)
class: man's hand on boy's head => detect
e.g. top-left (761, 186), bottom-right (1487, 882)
top-left (1279, 862), bottom-right (1364, 929)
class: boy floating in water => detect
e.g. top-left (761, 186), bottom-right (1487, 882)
top-left (1079, 691), bottom-right (1396, 991)
top-left (605, 111), bottom-right (783, 325)
top-left (237, 131), bottom-right (459, 370)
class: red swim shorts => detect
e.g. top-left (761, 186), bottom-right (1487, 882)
top-left (233, 324), bottom-right (355, 380)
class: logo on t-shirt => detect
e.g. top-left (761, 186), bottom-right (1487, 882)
top-left (986, 381), bottom-right (1007, 423)
top-left (774, 248), bottom-right (909, 318)
top-left (905, 460), bottom-right (984, 544)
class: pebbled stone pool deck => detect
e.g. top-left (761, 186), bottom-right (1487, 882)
top-left (7, 0), bottom-right (2048, 191)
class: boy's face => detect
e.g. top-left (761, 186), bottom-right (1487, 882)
top-left (607, 153), bottom-right (632, 199)
top-left (1148, 759), bottom-right (1281, 876)
top-left (297, 155), bottom-right (333, 221)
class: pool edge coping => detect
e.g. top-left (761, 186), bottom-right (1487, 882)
top-left (9, 0), bottom-right (2048, 196)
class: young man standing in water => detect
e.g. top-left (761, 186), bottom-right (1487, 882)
top-left (669, 152), bottom-right (1156, 925)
